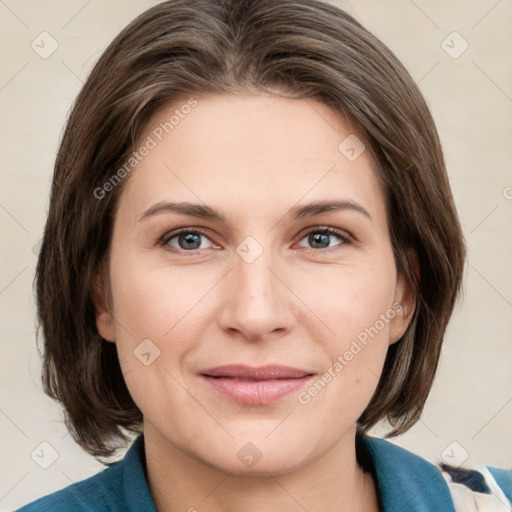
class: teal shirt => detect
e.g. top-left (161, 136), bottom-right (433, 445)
top-left (17, 435), bottom-right (512, 511)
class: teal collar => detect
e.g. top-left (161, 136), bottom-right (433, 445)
top-left (124, 435), bottom-right (456, 512)
top-left (123, 435), bottom-right (157, 512)
top-left (361, 435), bottom-right (456, 511)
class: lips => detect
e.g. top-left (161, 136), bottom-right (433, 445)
top-left (200, 365), bottom-right (314, 405)
top-left (201, 365), bottom-right (312, 380)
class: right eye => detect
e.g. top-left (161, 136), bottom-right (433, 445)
top-left (160, 228), bottom-right (216, 252)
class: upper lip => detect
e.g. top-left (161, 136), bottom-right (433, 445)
top-left (200, 365), bottom-right (313, 380)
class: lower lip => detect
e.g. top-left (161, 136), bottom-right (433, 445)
top-left (201, 375), bottom-right (314, 405)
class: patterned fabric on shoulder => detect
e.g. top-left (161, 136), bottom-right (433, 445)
top-left (437, 458), bottom-right (512, 512)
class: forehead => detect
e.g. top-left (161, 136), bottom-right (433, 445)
top-left (117, 93), bottom-right (386, 229)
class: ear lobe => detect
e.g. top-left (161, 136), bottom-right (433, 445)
top-left (389, 297), bottom-right (415, 345)
top-left (91, 270), bottom-right (116, 342)
top-left (96, 311), bottom-right (116, 343)
top-left (389, 249), bottom-right (418, 345)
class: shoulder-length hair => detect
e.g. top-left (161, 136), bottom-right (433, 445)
top-left (35, 0), bottom-right (465, 459)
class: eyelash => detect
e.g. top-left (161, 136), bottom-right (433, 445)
top-left (159, 226), bottom-right (353, 254)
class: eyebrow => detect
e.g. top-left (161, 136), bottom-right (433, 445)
top-left (138, 199), bottom-right (371, 223)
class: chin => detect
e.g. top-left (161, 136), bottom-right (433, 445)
top-left (208, 452), bottom-right (309, 478)
top-left (195, 435), bottom-right (316, 477)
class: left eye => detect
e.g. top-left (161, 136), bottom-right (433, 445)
top-left (296, 228), bottom-right (350, 250)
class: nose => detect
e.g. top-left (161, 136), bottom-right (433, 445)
top-left (217, 244), bottom-right (295, 342)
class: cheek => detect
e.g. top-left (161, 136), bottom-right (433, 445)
top-left (296, 257), bottom-right (398, 398)
top-left (108, 253), bottom-right (212, 341)
top-left (300, 257), bottom-right (398, 346)
top-left (107, 257), bottom-right (212, 420)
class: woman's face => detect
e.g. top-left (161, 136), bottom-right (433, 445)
top-left (96, 93), bottom-right (413, 474)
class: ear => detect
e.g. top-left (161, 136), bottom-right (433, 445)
top-left (91, 269), bottom-right (116, 342)
top-left (389, 249), bottom-right (419, 345)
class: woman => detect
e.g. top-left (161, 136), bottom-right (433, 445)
top-left (18, 0), bottom-right (511, 511)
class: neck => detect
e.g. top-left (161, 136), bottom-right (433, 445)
top-left (144, 424), bottom-right (380, 512)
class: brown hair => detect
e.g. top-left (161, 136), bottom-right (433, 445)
top-left (35, 0), bottom-right (465, 459)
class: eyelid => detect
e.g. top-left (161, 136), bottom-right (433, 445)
top-left (296, 225), bottom-right (353, 241)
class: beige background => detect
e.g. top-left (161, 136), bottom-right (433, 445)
top-left (1, 0), bottom-right (511, 510)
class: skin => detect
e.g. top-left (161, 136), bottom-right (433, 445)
top-left (95, 92), bottom-right (415, 512)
